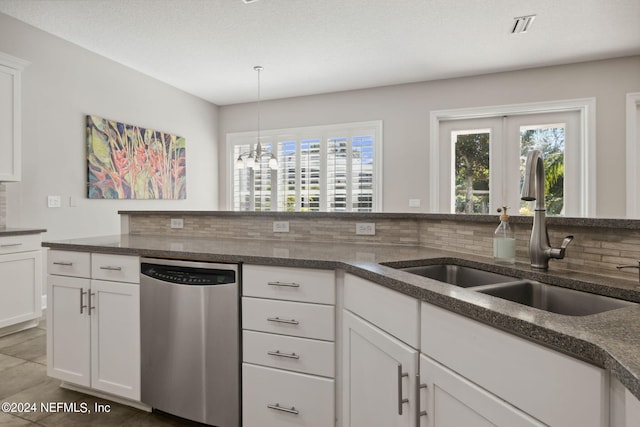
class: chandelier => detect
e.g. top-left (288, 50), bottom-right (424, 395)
top-left (235, 66), bottom-right (278, 170)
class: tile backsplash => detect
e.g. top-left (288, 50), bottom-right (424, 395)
top-left (123, 211), bottom-right (640, 281)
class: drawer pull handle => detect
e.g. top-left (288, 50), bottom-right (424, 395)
top-left (0, 243), bottom-right (22, 248)
top-left (267, 350), bottom-right (300, 360)
top-left (267, 403), bottom-right (299, 415)
top-left (397, 364), bottom-right (409, 415)
top-left (266, 317), bottom-right (300, 325)
top-left (53, 261), bottom-right (73, 266)
top-left (267, 281), bottom-right (300, 288)
top-left (79, 289), bottom-right (87, 314)
top-left (99, 266), bottom-right (122, 271)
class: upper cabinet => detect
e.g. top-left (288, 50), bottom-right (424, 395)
top-left (0, 52), bottom-right (28, 181)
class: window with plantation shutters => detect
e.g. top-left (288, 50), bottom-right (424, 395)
top-left (228, 121), bottom-right (382, 212)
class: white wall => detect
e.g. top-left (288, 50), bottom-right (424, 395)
top-left (0, 13), bottom-right (219, 240)
top-left (219, 56), bottom-right (640, 218)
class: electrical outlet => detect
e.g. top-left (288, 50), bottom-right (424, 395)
top-left (409, 198), bottom-right (421, 208)
top-left (356, 222), bottom-right (375, 236)
top-left (47, 195), bottom-right (61, 208)
top-left (273, 221), bottom-right (290, 233)
top-left (170, 218), bottom-right (184, 229)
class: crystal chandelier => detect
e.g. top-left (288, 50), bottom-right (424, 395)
top-left (235, 66), bottom-right (278, 170)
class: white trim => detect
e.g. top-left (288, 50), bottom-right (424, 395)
top-left (226, 121), bottom-right (383, 212)
top-left (626, 93), bottom-right (640, 218)
top-left (430, 98), bottom-right (597, 216)
top-left (0, 52), bottom-right (29, 181)
top-left (0, 52), bottom-right (30, 70)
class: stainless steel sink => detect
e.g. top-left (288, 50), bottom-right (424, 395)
top-left (399, 264), bottom-right (516, 288)
top-left (476, 280), bottom-right (636, 316)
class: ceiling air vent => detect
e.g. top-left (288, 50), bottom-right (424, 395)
top-left (511, 14), bottom-right (536, 34)
top-left (242, 0), bottom-right (260, 3)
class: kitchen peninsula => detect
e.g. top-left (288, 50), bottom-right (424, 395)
top-left (42, 210), bottom-right (640, 426)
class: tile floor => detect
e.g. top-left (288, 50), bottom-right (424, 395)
top-left (0, 319), bottom-right (205, 426)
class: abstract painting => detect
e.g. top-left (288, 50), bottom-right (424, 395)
top-left (87, 115), bottom-right (186, 199)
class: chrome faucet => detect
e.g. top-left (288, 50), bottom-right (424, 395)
top-left (521, 150), bottom-right (574, 269)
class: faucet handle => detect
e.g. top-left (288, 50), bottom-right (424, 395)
top-left (549, 235), bottom-right (574, 259)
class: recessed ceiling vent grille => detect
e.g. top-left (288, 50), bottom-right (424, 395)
top-left (511, 14), bottom-right (536, 34)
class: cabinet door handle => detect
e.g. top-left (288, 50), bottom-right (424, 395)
top-left (53, 261), bottom-right (73, 266)
top-left (267, 350), bottom-right (300, 359)
top-left (267, 281), bottom-right (300, 288)
top-left (88, 292), bottom-right (96, 315)
top-left (0, 243), bottom-right (22, 248)
top-left (397, 364), bottom-right (409, 415)
top-left (267, 403), bottom-right (299, 415)
top-left (79, 289), bottom-right (87, 314)
top-left (99, 266), bottom-right (122, 271)
top-left (416, 374), bottom-right (428, 420)
top-left (266, 317), bottom-right (300, 325)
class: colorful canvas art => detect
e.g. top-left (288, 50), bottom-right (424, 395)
top-left (87, 115), bottom-right (186, 199)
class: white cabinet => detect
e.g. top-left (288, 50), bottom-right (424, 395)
top-left (342, 273), bottom-right (420, 427)
top-left (418, 354), bottom-right (543, 427)
top-left (47, 250), bottom-right (140, 401)
top-left (343, 310), bottom-right (418, 427)
top-left (242, 264), bottom-right (335, 427)
top-left (610, 375), bottom-right (640, 427)
top-left (0, 233), bottom-right (42, 334)
top-left (0, 52), bottom-right (28, 181)
top-left (421, 302), bottom-right (608, 427)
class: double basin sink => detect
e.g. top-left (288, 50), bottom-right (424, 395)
top-left (398, 264), bottom-right (635, 316)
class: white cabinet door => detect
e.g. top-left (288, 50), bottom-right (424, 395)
top-left (418, 355), bottom-right (544, 427)
top-left (47, 275), bottom-right (91, 387)
top-left (0, 251), bottom-right (42, 328)
top-left (0, 53), bottom-right (27, 181)
top-left (342, 310), bottom-right (418, 427)
top-left (90, 279), bottom-right (140, 400)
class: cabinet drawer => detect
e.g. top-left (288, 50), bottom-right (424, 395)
top-left (243, 265), bottom-right (335, 304)
top-left (243, 363), bottom-right (334, 427)
top-left (0, 234), bottom-right (41, 254)
top-left (48, 250), bottom-right (91, 278)
top-left (91, 254), bottom-right (139, 284)
top-left (344, 273), bottom-right (419, 348)
top-left (421, 302), bottom-right (607, 427)
top-left (243, 297), bottom-right (334, 341)
top-left (243, 330), bottom-right (334, 378)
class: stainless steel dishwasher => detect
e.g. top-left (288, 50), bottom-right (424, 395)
top-left (140, 258), bottom-right (239, 427)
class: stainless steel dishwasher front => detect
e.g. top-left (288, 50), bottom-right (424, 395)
top-left (140, 258), bottom-right (239, 427)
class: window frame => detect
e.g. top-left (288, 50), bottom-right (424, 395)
top-left (626, 92), bottom-right (640, 218)
top-left (429, 98), bottom-right (596, 217)
top-left (226, 121), bottom-right (383, 212)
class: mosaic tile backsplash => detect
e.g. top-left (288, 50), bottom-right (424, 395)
top-left (124, 212), bottom-right (640, 280)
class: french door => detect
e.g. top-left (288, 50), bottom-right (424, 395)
top-left (437, 110), bottom-right (581, 216)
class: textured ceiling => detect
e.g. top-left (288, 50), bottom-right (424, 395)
top-left (0, 0), bottom-right (639, 105)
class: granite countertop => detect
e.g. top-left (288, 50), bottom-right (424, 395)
top-left (0, 227), bottom-right (47, 236)
top-left (42, 234), bottom-right (640, 400)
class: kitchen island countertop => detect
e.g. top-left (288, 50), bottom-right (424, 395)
top-left (42, 233), bottom-right (640, 401)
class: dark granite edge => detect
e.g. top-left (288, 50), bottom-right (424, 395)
top-left (41, 238), bottom-right (640, 400)
top-left (0, 228), bottom-right (47, 236)
top-left (118, 210), bottom-right (640, 229)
